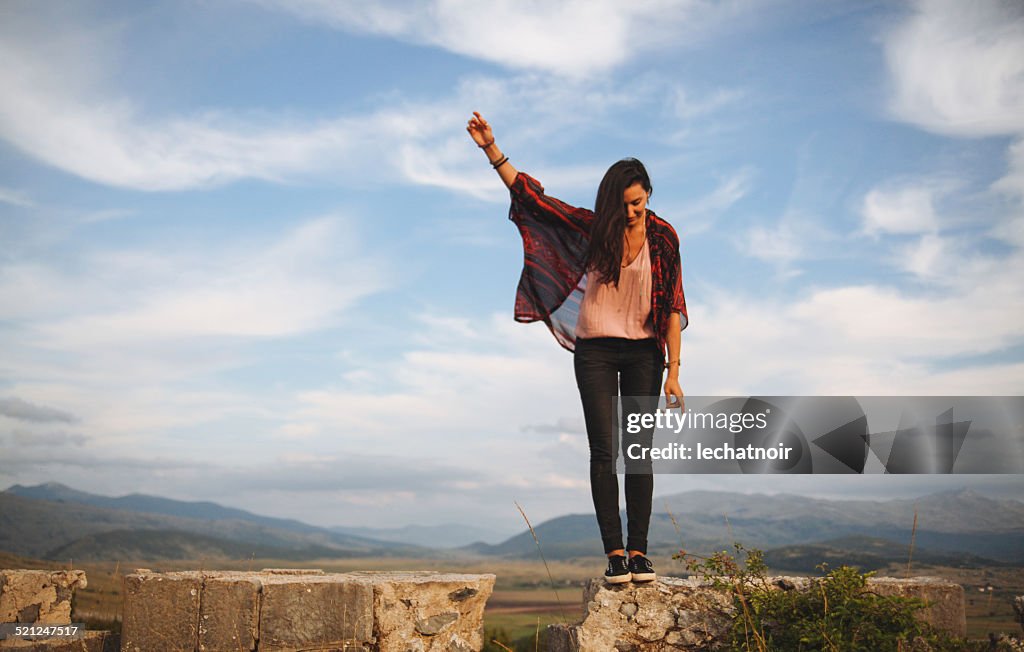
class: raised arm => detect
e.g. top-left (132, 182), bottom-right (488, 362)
top-left (466, 111), bottom-right (518, 188)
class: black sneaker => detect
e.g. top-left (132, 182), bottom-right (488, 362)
top-left (604, 555), bottom-right (631, 584)
top-left (628, 554), bottom-right (656, 582)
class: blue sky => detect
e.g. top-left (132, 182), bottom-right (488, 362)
top-left (1, 0), bottom-right (1023, 537)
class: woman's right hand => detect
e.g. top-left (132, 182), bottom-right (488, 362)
top-left (468, 111), bottom-right (518, 188)
top-left (466, 111), bottom-right (494, 147)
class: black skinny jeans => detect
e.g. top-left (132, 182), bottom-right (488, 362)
top-left (574, 337), bottom-right (663, 555)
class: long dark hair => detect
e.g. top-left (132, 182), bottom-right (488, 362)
top-left (585, 158), bottom-right (653, 286)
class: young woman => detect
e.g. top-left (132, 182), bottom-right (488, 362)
top-left (467, 112), bottom-right (688, 584)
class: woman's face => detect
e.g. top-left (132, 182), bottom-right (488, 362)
top-left (623, 181), bottom-right (649, 229)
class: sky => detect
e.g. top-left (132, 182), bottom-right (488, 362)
top-left (1, 0), bottom-right (1023, 540)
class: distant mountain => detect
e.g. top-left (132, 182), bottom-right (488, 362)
top-left (6, 482), bottom-right (347, 538)
top-left (463, 488), bottom-right (1024, 563)
top-left (466, 514), bottom-right (604, 558)
top-left (0, 487), bottom-right (427, 561)
top-left (763, 535), bottom-right (1008, 573)
top-left (45, 529), bottom-right (345, 562)
top-left (6, 483), bottom-right (1022, 566)
top-left (330, 523), bottom-right (515, 548)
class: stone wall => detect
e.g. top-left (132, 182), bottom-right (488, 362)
top-left (0, 569), bottom-right (117, 651)
top-left (121, 569), bottom-right (495, 652)
top-left (3, 566), bottom-right (972, 651)
top-left (0, 571), bottom-right (86, 626)
top-left (548, 575), bottom-right (967, 652)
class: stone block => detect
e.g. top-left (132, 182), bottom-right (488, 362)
top-left (198, 574), bottom-right (260, 652)
top-left (0, 571), bottom-right (86, 625)
top-left (551, 574), bottom-right (968, 651)
top-left (258, 574), bottom-right (373, 651)
top-left (869, 576), bottom-right (966, 639)
top-left (348, 571), bottom-right (495, 652)
top-left (120, 571), bottom-right (201, 652)
top-left (570, 577), bottom-right (732, 651)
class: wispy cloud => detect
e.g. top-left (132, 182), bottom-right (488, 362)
top-left (667, 168), bottom-right (754, 235)
top-left (884, 0), bottom-right (1024, 137)
top-left (8, 429), bottom-right (89, 447)
top-left (0, 36), bottom-right (370, 192)
top-left (0, 187), bottom-right (34, 208)
top-left (861, 183), bottom-right (941, 236)
top-left (248, 0), bottom-right (746, 78)
top-left (3, 216), bottom-right (389, 347)
top-left (0, 17), bottom-right (687, 198)
top-left (671, 86), bottom-right (746, 120)
top-left (0, 397), bottom-right (77, 423)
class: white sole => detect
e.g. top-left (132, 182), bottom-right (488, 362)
top-left (605, 574), bottom-right (632, 584)
top-left (631, 573), bottom-right (656, 582)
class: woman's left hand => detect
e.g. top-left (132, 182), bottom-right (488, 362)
top-left (664, 377), bottom-right (684, 411)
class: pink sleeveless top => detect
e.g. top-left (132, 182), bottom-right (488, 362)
top-left (575, 238), bottom-right (657, 340)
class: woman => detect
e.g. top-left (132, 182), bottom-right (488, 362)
top-left (466, 111), bottom-right (688, 584)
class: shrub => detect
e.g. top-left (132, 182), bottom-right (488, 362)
top-left (678, 543), bottom-right (972, 652)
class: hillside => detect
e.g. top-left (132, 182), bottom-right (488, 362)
top-left (4, 483), bottom-right (1022, 565)
top-left (0, 491), bottom-right (425, 561)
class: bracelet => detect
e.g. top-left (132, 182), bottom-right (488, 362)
top-left (491, 155), bottom-right (509, 169)
top-left (478, 138), bottom-right (495, 149)
top-left (664, 359), bottom-right (680, 368)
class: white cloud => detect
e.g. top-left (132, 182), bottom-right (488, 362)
top-left (7, 217), bottom-right (388, 347)
top-left (0, 10), bottom-right (458, 192)
top-left (0, 39), bottom-right (372, 192)
top-left (0, 16), bottom-right (676, 197)
top-left (884, 0), bottom-right (1024, 137)
top-left (0, 187), bottom-right (34, 208)
top-left (993, 137), bottom-right (1024, 200)
top-left (672, 87), bottom-right (746, 120)
top-left (666, 168), bottom-right (753, 235)
top-left (739, 223), bottom-right (805, 267)
top-left (0, 213), bottom-right (393, 451)
top-left (251, 0), bottom-right (723, 78)
top-left (898, 232), bottom-right (947, 279)
top-left (861, 184), bottom-right (939, 235)
top-left (686, 275), bottom-right (1024, 396)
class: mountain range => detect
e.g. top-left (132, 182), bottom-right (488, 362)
top-left (2, 483), bottom-right (1021, 567)
top-left (471, 488), bottom-right (1024, 562)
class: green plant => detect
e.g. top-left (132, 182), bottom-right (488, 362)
top-left (676, 543), bottom-right (971, 651)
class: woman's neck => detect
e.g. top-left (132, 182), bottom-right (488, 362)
top-left (625, 222), bottom-right (646, 237)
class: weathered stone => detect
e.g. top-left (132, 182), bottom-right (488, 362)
top-left (197, 574), bottom-right (260, 652)
top-left (117, 569), bottom-right (494, 652)
top-left (121, 571), bottom-right (202, 652)
top-left (258, 573), bottom-right (373, 651)
top-left (447, 588), bottom-right (477, 602)
top-left (415, 612), bottom-right (458, 636)
top-left (870, 577), bottom-right (966, 639)
top-left (0, 571), bottom-right (86, 625)
top-left (545, 623), bottom-right (578, 652)
top-left (349, 571), bottom-right (494, 652)
top-left (0, 630), bottom-right (117, 651)
top-left (633, 593), bottom-right (676, 642)
top-left (548, 574), bottom-right (968, 651)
